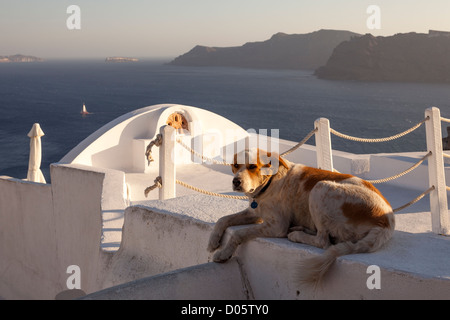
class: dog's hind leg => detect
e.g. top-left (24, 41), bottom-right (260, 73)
top-left (288, 226), bottom-right (316, 235)
top-left (288, 229), bottom-right (330, 249)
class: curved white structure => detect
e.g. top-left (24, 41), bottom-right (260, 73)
top-left (61, 104), bottom-right (249, 173)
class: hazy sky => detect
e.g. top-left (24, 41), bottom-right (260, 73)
top-left (1, 0), bottom-right (450, 59)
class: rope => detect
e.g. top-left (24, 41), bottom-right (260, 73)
top-left (443, 153), bottom-right (450, 159)
top-left (393, 186), bottom-right (435, 213)
top-left (176, 179), bottom-right (248, 200)
top-left (441, 116), bottom-right (450, 123)
top-left (143, 117), bottom-right (439, 212)
top-left (367, 151), bottom-right (431, 184)
top-left (330, 117), bottom-right (429, 143)
top-left (176, 138), bottom-right (231, 166)
top-left (144, 176), bottom-right (434, 212)
top-left (145, 134), bottom-right (163, 165)
top-left (144, 176), bottom-right (163, 197)
top-left (144, 175), bottom-right (247, 199)
top-left (177, 128), bottom-right (318, 162)
top-left (280, 128), bottom-right (318, 157)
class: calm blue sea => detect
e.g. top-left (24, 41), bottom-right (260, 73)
top-left (1, 60), bottom-right (450, 181)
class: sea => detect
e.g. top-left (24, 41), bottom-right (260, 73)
top-left (1, 59), bottom-right (450, 182)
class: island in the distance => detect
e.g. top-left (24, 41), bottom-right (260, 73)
top-left (105, 57), bottom-right (139, 63)
top-left (315, 30), bottom-right (450, 83)
top-left (169, 29), bottom-right (360, 70)
top-left (0, 54), bottom-right (43, 63)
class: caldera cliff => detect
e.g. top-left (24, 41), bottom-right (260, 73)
top-left (169, 29), bottom-right (360, 70)
top-left (315, 32), bottom-right (450, 83)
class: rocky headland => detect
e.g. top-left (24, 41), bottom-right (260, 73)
top-left (315, 31), bottom-right (450, 83)
top-left (169, 29), bottom-right (360, 70)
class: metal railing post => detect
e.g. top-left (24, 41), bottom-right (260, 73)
top-left (425, 107), bottom-right (449, 235)
top-left (159, 125), bottom-right (176, 200)
top-left (315, 118), bottom-right (334, 172)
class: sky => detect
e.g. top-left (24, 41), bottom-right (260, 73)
top-left (1, 0), bottom-right (450, 59)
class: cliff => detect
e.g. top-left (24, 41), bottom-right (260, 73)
top-left (169, 29), bottom-right (361, 70)
top-left (315, 32), bottom-right (450, 83)
top-left (0, 54), bottom-right (43, 63)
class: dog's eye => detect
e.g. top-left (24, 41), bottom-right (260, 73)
top-left (233, 164), bottom-right (239, 169)
top-left (248, 164), bottom-right (257, 170)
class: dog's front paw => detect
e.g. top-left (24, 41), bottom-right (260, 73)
top-left (207, 231), bottom-right (222, 252)
top-left (212, 248), bottom-right (233, 263)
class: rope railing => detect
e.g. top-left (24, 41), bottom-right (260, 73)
top-left (441, 116), bottom-right (450, 123)
top-left (392, 186), bottom-right (435, 213)
top-left (144, 127), bottom-right (432, 213)
top-left (329, 117), bottom-right (428, 143)
top-left (280, 128), bottom-right (317, 157)
top-left (146, 173), bottom-right (436, 213)
top-left (143, 107), bottom-right (449, 235)
top-left (175, 179), bottom-right (247, 200)
top-left (176, 137), bottom-right (231, 166)
top-left (366, 152), bottom-right (431, 184)
top-left (175, 127), bottom-right (319, 165)
top-left (144, 175), bottom-right (248, 200)
top-left (146, 122), bottom-right (428, 189)
top-left (316, 116), bottom-right (431, 186)
top-left (145, 128), bottom-right (319, 200)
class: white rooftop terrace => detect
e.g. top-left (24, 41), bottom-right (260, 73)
top-left (1, 104), bottom-right (449, 299)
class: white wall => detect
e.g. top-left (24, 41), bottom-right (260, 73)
top-left (0, 164), bottom-right (126, 299)
top-left (1, 159), bottom-right (449, 299)
top-left (85, 260), bottom-right (249, 300)
top-left (0, 178), bottom-right (57, 299)
top-left (84, 202), bottom-right (450, 300)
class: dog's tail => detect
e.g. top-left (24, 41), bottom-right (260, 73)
top-left (296, 224), bottom-right (394, 288)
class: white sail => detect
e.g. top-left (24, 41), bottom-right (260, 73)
top-left (81, 103), bottom-right (89, 115)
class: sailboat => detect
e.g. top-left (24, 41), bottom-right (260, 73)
top-left (80, 103), bottom-right (90, 116)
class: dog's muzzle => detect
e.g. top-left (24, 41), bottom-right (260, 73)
top-left (232, 177), bottom-right (241, 190)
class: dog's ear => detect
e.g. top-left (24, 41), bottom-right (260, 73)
top-left (260, 151), bottom-right (288, 175)
top-left (263, 151), bottom-right (288, 168)
top-left (259, 150), bottom-right (272, 167)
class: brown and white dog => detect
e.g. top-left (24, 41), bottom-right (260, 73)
top-left (207, 149), bottom-right (395, 286)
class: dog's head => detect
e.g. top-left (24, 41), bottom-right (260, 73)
top-left (231, 148), bottom-right (289, 194)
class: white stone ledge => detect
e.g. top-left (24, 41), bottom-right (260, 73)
top-left (89, 195), bottom-right (450, 299)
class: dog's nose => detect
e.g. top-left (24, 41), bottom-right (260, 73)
top-left (232, 178), bottom-right (241, 188)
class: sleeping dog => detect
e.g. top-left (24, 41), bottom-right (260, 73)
top-left (207, 149), bottom-right (394, 286)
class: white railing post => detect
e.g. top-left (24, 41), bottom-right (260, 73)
top-left (159, 125), bottom-right (176, 200)
top-left (425, 107), bottom-right (449, 235)
top-left (315, 118), bottom-right (334, 172)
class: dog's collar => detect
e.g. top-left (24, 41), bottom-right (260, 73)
top-left (250, 175), bottom-right (274, 209)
